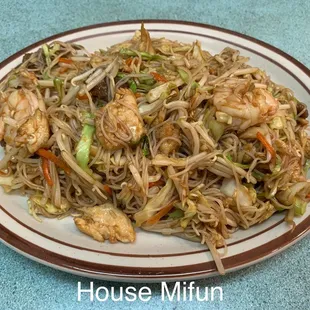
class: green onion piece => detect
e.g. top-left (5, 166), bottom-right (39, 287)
top-left (76, 124), bottom-right (95, 171)
top-left (129, 80), bottom-right (137, 93)
top-left (141, 136), bottom-right (150, 157)
top-left (252, 170), bottom-right (265, 181)
top-left (53, 78), bottom-right (64, 101)
top-left (42, 44), bottom-right (51, 65)
top-left (168, 209), bottom-right (184, 219)
top-left (117, 72), bottom-right (126, 79)
top-left (294, 198), bottom-right (307, 216)
top-left (141, 52), bottom-right (163, 61)
top-left (209, 119), bottom-right (225, 142)
top-left (119, 48), bottom-right (163, 61)
top-left (119, 48), bottom-right (137, 57)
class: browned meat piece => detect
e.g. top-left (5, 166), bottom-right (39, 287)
top-left (156, 123), bottom-right (180, 155)
top-left (90, 80), bottom-right (109, 103)
top-left (74, 203), bottom-right (136, 243)
top-left (296, 101), bottom-right (308, 119)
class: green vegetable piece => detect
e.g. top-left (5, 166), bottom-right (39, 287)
top-left (129, 80), bottom-right (137, 93)
top-left (168, 209), bottom-right (184, 219)
top-left (53, 78), bottom-right (64, 101)
top-left (137, 83), bottom-right (154, 92)
top-left (141, 136), bottom-right (150, 157)
top-left (294, 198), bottom-right (307, 216)
top-left (119, 48), bottom-right (163, 61)
top-left (225, 153), bottom-right (250, 169)
top-left (96, 99), bottom-right (106, 108)
top-left (203, 106), bottom-right (216, 124)
top-left (146, 80), bottom-right (182, 103)
top-left (252, 170), bottom-right (265, 181)
top-left (272, 158), bottom-right (282, 174)
top-left (141, 52), bottom-right (163, 61)
top-left (209, 119), bottom-right (225, 142)
top-left (42, 44), bottom-right (51, 65)
top-left (275, 206), bottom-right (284, 212)
top-left (177, 68), bottom-right (189, 83)
top-left (76, 124), bottom-right (95, 170)
top-left (192, 81), bottom-right (199, 89)
top-left (304, 159), bottom-right (310, 175)
top-left (226, 154), bottom-right (233, 161)
top-left (117, 72), bottom-right (126, 79)
top-left (49, 43), bottom-right (60, 56)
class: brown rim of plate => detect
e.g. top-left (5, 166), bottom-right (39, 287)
top-left (0, 20), bottom-right (309, 279)
top-left (0, 205), bottom-right (285, 258)
top-left (0, 216), bottom-right (309, 279)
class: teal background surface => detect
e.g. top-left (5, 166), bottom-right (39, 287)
top-left (0, 1), bottom-right (309, 309)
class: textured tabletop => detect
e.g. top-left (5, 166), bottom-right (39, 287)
top-left (0, 0), bottom-right (309, 309)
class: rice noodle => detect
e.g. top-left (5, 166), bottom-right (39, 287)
top-left (0, 27), bottom-right (308, 277)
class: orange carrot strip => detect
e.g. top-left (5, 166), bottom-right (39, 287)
top-left (103, 185), bottom-right (112, 196)
top-left (150, 72), bottom-right (167, 83)
top-left (58, 57), bottom-right (73, 64)
top-left (76, 93), bottom-right (89, 100)
top-left (42, 158), bottom-right (53, 186)
top-left (146, 200), bottom-right (177, 225)
top-left (59, 67), bottom-right (68, 74)
top-left (37, 149), bottom-right (71, 174)
top-left (256, 132), bottom-right (276, 159)
top-left (125, 57), bottom-right (133, 66)
top-left (148, 179), bottom-right (165, 188)
top-left (125, 57), bottom-right (139, 67)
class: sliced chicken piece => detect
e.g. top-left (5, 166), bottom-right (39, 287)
top-left (74, 203), bottom-right (136, 243)
top-left (156, 123), bottom-right (180, 155)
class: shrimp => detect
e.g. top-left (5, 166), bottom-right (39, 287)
top-left (74, 203), bottom-right (136, 243)
top-left (0, 88), bottom-right (49, 153)
top-left (213, 82), bottom-right (279, 130)
top-left (95, 88), bottom-right (145, 151)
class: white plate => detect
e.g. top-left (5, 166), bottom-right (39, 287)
top-left (0, 20), bottom-right (309, 282)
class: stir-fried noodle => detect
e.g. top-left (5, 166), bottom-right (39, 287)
top-left (0, 24), bottom-right (309, 274)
